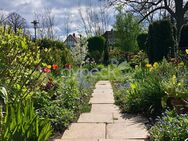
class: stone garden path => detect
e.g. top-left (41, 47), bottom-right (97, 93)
top-left (55, 81), bottom-right (149, 141)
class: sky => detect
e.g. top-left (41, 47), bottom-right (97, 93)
top-left (0, 0), bottom-right (115, 40)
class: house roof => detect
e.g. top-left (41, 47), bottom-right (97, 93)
top-left (64, 34), bottom-right (78, 43)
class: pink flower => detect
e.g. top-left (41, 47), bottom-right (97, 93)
top-left (42, 68), bottom-right (51, 73)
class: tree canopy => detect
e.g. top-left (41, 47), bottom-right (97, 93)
top-left (107, 0), bottom-right (188, 37)
top-left (114, 7), bottom-right (141, 52)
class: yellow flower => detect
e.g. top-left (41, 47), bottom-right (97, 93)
top-left (153, 62), bottom-right (159, 68)
top-left (47, 65), bottom-right (51, 69)
top-left (186, 49), bottom-right (188, 54)
top-left (44, 48), bottom-right (48, 52)
top-left (145, 63), bottom-right (152, 68)
top-left (130, 83), bottom-right (137, 90)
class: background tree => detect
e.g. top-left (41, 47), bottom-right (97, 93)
top-left (0, 10), bottom-right (7, 25)
top-left (87, 36), bottom-right (106, 63)
top-left (179, 23), bottom-right (188, 52)
top-left (71, 36), bottom-right (88, 66)
top-left (146, 20), bottom-right (176, 64)
top-left (137, 33), bottom-right (148, 51)
top-left (114, 7), bottom-right (141, 52)
top-left (37, 38), bottom-right (73, 65)
top-left (107, 0), bottom-right (188, 40)
top-left (6, 12), bottom-right (26, 34)
top-left (79, 0), bottom-right (111, 36)
top-left (34, 9), bottom-right (56, 39)
top-left (103, 40), bottom-right (110, 65)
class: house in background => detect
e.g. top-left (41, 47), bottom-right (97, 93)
top-left (102, 29), bottom-right (116, 46)
top-left (64, 33), bottom-right (78, 48)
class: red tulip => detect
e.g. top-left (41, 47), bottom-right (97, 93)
top-left (52, 64), bottom-right (58, 70)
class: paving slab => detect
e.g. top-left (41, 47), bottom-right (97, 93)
top-left (112, 113), bottom-right (126, 123)
top-left (91, 104), bottom-right (120, 114)
top-left (58, 81), bottom-right (149, 141)
top-left (54, 139), bottom-right (97, 141)
top-left (90, 94), bottom-right (114, 104)
top-left (94, 88), bottom-right (112, 91)
top-left (99, 139), bottom-right (145, 141)
top-left (92, 92), bottom-right (113, 97)
top-left (62, 123), bottom-right (105, 139)
top-left (78, 113), bottom-right (113, 123)
top-left (107, 123), bottom-right (148, 139)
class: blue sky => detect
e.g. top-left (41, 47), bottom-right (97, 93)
top-left (0, 0), bottom-right (115, 40)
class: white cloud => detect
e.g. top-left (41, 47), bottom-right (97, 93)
top-left (0, 0), bottom-right (115, 39)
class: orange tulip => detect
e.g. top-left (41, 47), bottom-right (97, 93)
top-left (52, 64), bottom-right (58, 70)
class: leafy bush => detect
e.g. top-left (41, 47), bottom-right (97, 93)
top-left (71, 37), bottom-right (88, 66)
top-left (87, 36), bottom-right (105, 63)
top-left (0, 87), bottom-right (52, 141)
top-left (33, 74), bottom-right (96, 133)
top-left (0, 27), bottom-right (42, 101)
top-left (37, 38), bottom-right (73, 65)
top-left (114, 70), bottom-right (165, 117)
top-left (150, 110), bottom-right (188, 141)
top-left (146, 20), bottom-right (176, 64)
top-left (137, 33), bottom-right (148, 51)
top-left (113, 59), bottom-right (188, 119)
top-left (114, 8), bottom-right (141, 52)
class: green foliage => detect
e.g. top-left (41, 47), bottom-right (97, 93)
top-left (37, 38), bottom-right (73, 65)
top-left (33, 74), bottom-right (96, 132)
top-left (61, 47), bottom-right (74, 65)
top-left (114, 69), bottom-right (165, 117)
top-left (137, 33), bottom-right (148, 51)
top-left (103, 40), bottom-right (109, 65)
top-left (87, 36), bottom-right (105, 63)
top-left (146, 20), bottom-right (176, 64)
top-left (114, 7), bottom-right (141, 52)
top-left (71, 37), bottom-right (88, 66)
top-left (0, 87), bottom-right (52, 141)
top-left (113, 59), bottom-right (188, 119)
top-left (179, 23), bottom-right (188, 52)
top-left (150, 111), bottom-right (188, 141)
top-left (0, 27), bottom-right (42, 101)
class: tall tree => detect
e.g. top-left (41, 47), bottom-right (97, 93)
top-left (0, 10), bottom-right (7, 25)
top-left (79, 0), bottom-right (111, 36)
top-left (107, 0), bottom-right (188, 39)
top-left (34, 9), bottom-right (56, 39)
top-left (114, 7), bottom-right (141, 52)
top-left (6, 12), bottom-right (26, 34)
top-left (87, 36), bottom-right (106, 63)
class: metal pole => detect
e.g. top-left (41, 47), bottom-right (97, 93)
top-left (31, 20), bottom-right (39, 41)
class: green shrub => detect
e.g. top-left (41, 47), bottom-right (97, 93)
top-left (150, 110), bottom-right (188, 141)
top-left (87, 36), bottom-right (105, 63)
top-left (146, 20), bottom-right (176, 64)
top-left (137, 33), bottom-right (148, 51)
top-left (115, 72), bottom-right (165, 117)
top-left (33, 74), bottom-right (96, 133)
top-left (0, 87), bottom-right (52, 141)
top-left (114, 9), bottom-right (141, 52)
top-left (0, 27), bottom-right (42, 101)
top-left (179, 24), bottom-right (188, 52)
top-left (37, 38), bottom-right (73, 65)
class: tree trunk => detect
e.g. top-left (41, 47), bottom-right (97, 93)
top-left (175, 0), bottom-right (184, 42)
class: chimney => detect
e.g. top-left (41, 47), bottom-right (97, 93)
top-left (73, 33), bottom-right (75, 37)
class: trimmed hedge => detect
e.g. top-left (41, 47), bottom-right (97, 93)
top-left (179, 24), bottom-right (188, 52)
top-left (146, 20), bottom-right (176, 64)
top-left (137, 33), bottom-right (148, 51)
